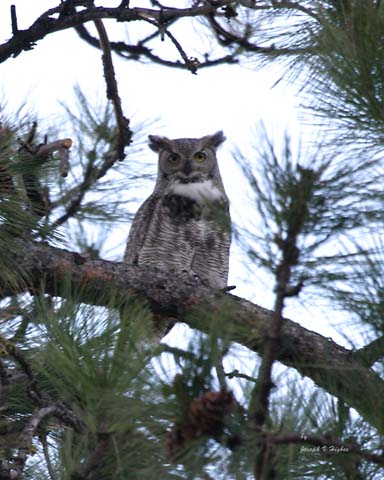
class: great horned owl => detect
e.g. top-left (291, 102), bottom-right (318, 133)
top-left (124, 131), bottom-right (231, 292)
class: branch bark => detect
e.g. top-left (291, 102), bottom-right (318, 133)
top-left (1, 239), bottom-right (384, 434)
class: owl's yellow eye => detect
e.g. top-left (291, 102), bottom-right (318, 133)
top-left (194, 151), bottom-right (206, 163)
top-left (168, 153), bottom-right (180, 164)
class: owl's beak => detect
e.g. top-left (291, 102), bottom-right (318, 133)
top-left (182, 161), bottom-right (192, 176)
top-left (176, 173), bottom-right (200, 184)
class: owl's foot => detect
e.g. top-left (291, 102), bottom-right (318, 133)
top-left (178, 269), bottom-right (201, 285)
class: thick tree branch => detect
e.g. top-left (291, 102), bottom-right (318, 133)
top-left (1, 239), bottom-right (384, 434)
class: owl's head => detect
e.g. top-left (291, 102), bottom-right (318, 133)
top-left (148, 131), bottom-right (226, 187)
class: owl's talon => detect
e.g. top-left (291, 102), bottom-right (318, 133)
top-left (223, 285), bottom-right (236, 292)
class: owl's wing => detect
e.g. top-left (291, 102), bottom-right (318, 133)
top-left (123, 193), bottom-right (161, 264)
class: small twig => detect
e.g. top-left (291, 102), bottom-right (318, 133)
top-left (40, 434), bottom-right (57, 480)
top-left (215, 361), bottom-right (227, 390)
top-left (0, 163), bottom-right (16, 194)
top-left (213, 339), bottom-right (229, 391)
top-left (225, 369), bottom-right (257, 383)
top-left (162, 28), bottom-right (200, 74)
top-left (26, 121), bottom-right (37, 145)
top-left (14, 405), bottom-right (57, 469)
top-left (10, 5), bottom-right (18, 35)
top-left (136, 13), bottom-right (200, 74)
top-left (75, 22), bottom-right (238, 70)
top-left (0, 128), bottom-right (14, 203)
top-left (0, 336), bottom-right (34, 383)
top-left (50, 157), bottom-right (95, 229)
top-left (94, 19), bottom-right (132, 161)
top-left (71, 433), bottom-right (111, 479)
top-left (11, 314), bottom-right (30, 343)
top-left (20, 170), bottom-right (50, 217)
top-left (157, 343), bottom-right (197, 361)
top-left (11, 403), bottom-right (83, 478)
top-left (0, 357), bottom-right (11, 385)
top-left (0, 334), bottom-right (43, 403)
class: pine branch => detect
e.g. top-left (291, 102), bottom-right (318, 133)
top-left (206, 10), bottom-right (314, 56)
top-left (1, 238), bottom-right (384, 434)
top-left (247, 159), bottom-right (318, 476)
top-left (40, 434), bottom-right (57, 480)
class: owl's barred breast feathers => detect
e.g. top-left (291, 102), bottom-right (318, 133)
top-left (124, 131), bottom-right (231, 296)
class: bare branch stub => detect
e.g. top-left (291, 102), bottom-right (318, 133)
top-left (18, 131), bottom-right (73, 217)
top-left (37, 138), bottom-right (72, 177)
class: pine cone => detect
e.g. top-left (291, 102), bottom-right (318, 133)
top-left (166, 389), bottom-right (237, 458)
top-left (188, 389), bottom-right (236, 436)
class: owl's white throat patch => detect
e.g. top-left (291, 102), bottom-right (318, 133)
top-left (170, 179), bottom-right (224, 204)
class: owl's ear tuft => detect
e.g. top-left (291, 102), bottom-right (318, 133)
top-left (148, 135), bottom-right (171, 152)
top-left (201, 131), bottom-right (226, 149)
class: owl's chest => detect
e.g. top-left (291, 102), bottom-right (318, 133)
top-left (162, 180), bottom-right (227, 223)
top-left (162, 193), bottom-right (202, 222)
